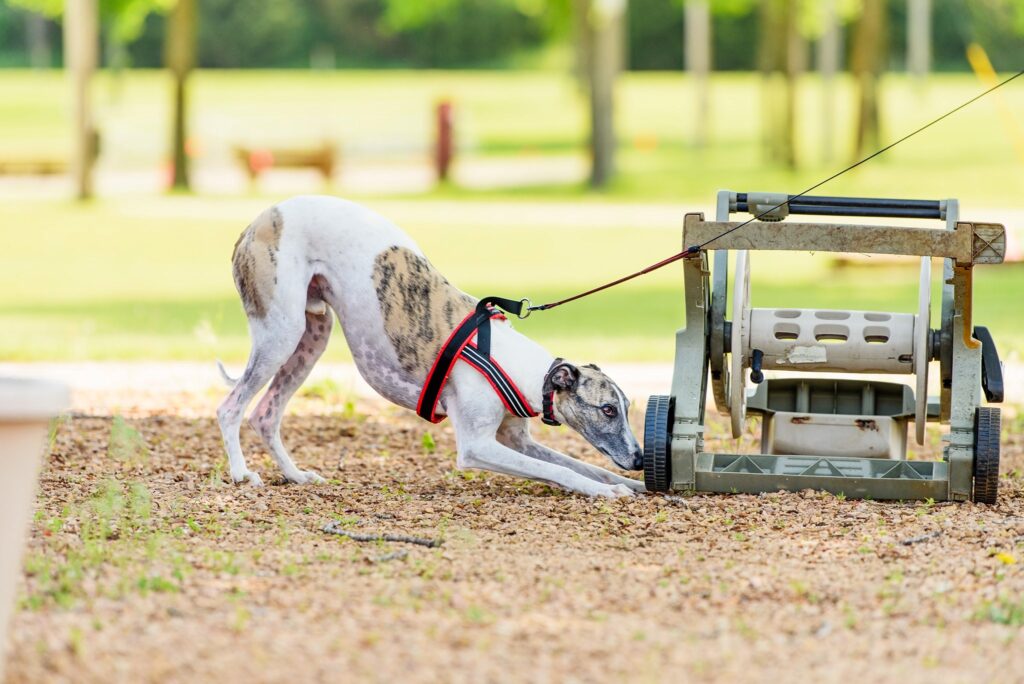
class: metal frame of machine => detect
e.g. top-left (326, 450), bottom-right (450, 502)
top-left (643, 190), bottom-right (1006, 502)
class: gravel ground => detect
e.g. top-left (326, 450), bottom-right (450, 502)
top-left (6, 387), bottom-right (1024, 683)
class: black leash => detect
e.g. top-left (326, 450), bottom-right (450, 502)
top-left (483, 68), bottom-right (1024, 318)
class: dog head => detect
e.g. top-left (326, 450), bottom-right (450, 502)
top-left (546, 361), bottom-right (643, 471)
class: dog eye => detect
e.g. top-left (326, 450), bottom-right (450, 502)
top-left (601, 404), bottom-right (618, 418)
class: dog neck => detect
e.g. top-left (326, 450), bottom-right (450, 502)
top-left (538, 358), bottom-right (564, 425)
top-left (485, 322), bottom-right (563, 423)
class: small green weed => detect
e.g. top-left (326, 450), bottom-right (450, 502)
top-left (421, 431), bottom-right (437, 453)
top-left (300, 377), bottom-right (343, 402)
top-left (20, 480), bottom-right (195, 610)
top-left (974, 597), bottom-right (1024, 626)
top-left (107, 416), bottom-right (149, 467)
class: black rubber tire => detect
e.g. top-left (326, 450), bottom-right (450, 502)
top-left (643, 395), bottom-right (674, 492)
top-left (972, 406), bottom-right (1001, 505)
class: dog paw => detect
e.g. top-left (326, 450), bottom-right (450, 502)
top-left (233, 470), bottom-right (264, 487)
top-left (597, 483), bottom-right (636, 499)
top-left (288, 469), bottom-right (325, 485)
top-left (620, 478), bottom-right (647, 493)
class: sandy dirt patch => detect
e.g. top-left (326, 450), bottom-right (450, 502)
top-left (5, 388), bottom-right (1024, 683)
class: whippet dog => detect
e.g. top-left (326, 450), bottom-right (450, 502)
top-left (217, 195), bottom-right (645, 497)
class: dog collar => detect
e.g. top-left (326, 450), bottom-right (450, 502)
top-left (540, 359), bottom-right (562, 426)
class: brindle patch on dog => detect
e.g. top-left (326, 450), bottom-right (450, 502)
top-left (372, 246), bottom-right (475, 378)
top-left (232, 206), bottom-right (284, 318)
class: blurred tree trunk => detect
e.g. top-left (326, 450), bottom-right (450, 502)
top-left (64, 0), bottom-right (98, 200)
top-left (577, 0), bottom-right (626, 189)
top-left (816, 0), bottom-right (839, 162)
top-left (165, 0), bottom-right (197, 191)
top-left (572, 0), bottom-right (592, 92)
top-left (907, 0), bottom-right (931, 84)
top-left (684, 0), bottom-right (711, 148)
top-left (852, 0), bottom-right (887, 158)
top-left (26, 11), bottom-right (51, 68)
top-left (758, 0), bottom-right (801, 169)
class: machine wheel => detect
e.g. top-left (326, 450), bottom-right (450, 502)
top-left (643, 395), bottom-right (674, 492)
top-left (939, 259), bottom-right (954, 420)
top-left (972, 407), bottom-right (1001, 504)
top-left (710, 250), bottom-right (730, 414)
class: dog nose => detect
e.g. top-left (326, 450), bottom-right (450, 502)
top-left (631, 448), bottom-right (643, 471)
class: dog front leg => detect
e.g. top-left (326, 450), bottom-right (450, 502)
top-left (455, 435), bottom-right (633, 498)
top-left (497, 418), bottom-right (646, 492)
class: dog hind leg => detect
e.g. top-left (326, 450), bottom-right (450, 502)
top-left (248, 308), bottom-right (333, 484)
top-left (217, 310), bottom-right (307, 486)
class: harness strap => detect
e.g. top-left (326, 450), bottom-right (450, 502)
top-left (461, 343), bottom-right (536, 419)
top-left (417, 300), bottom-right (540, 423)
top-left (417, 298), bottom-right (567, 425)
top-left (416, 303), bottom-right (498, 423)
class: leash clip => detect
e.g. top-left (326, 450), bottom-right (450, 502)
top-left (516, 298), bottom-right (532, 319)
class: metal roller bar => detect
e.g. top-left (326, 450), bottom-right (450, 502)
top-left (736, 202), bottom-right (942, 219)
top-left (736, 192), bottom-right (942, 211)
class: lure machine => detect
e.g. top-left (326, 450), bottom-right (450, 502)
top-left (643, 190), bottom-right (1006, 502)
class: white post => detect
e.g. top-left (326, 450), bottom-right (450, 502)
top-left (684, 0), bottom-right (711, 147)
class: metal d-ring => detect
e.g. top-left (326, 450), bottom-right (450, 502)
top-left (517, 298), bottom-right (532, 319)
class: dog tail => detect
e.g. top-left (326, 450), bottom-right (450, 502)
top-left (216, 360), bottom-right (240, 386)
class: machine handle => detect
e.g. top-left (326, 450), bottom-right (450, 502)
top-left (750, 349), bottom-right (765, 384)
top-left (973, 326), bottom-right (1004, 403)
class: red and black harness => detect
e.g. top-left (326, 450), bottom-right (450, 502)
top-left (416, 297), bottom-right (561, 426)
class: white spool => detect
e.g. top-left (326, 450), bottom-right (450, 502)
top-left (730, 250), bottom-right (751, 438)
top-left (914, 257), bottom-right (931, 445)
top-left (746, 309), bottom-right (915, 373)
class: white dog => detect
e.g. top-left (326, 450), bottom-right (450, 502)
top-left (217, 196), bottom-right (644, 497)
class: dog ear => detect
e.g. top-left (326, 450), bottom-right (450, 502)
top-left (549, 362), bottom-right (580, 392)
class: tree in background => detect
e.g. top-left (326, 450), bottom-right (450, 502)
top-left (678, 0), bottom-right (756, 148)
top-left (165, 0), bottom-right (194, 191)
top-left (758, 0), bottom-right (804, 169)
top-left (574, 0), bottom-right (627, 188)
top-left (814, 0), bottom-right (841, 163)
top-left (12, 0), bottom-right (174, 66)
top-left (10, 0), bottom-right (174, 198)
top-left (63, 0), bottom-right (98, 199)
top-left (684, 0), bottom-right (710, 147)
top-left (801, 0), bottom-right (858, 163)
top-left (907, 0), bottom-right (930, 82)
top-left (851, 0), bottom-right (887, 158)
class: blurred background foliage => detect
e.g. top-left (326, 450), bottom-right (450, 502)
top-left (1, 0), bottom-right (1022, 364)
top-left (2, 0), bottom-right (1023, 70)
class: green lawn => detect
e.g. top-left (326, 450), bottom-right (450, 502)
top-left (2, 196), bottom-right (1021, 363)
top-left (1, 69), bottom-right (1023, 202)
top-left (1, 69), bottom-right (1022, 363)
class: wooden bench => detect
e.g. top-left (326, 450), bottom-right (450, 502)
top-left (234, 143), bottom-right (337, 181)
top-left (0, 159), bottom-right (68, 175)
top-left (0, 130), bottom-right (99, 177)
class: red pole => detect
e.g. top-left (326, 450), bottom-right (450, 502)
top-left (435, 100), bottom-right (453, 183)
